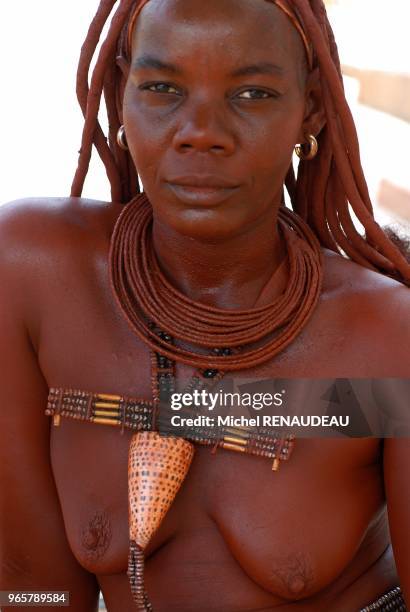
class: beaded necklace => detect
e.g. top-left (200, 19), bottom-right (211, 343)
top-left (109, 193), bottom-right (323, 371)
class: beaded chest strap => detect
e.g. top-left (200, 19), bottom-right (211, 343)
top-left (46, 386), bottom-right (295, 470)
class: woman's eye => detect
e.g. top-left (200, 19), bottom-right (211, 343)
top-left (237, 89), bottom-right (273, 100)
top-left (144, 83), bottom-right (180, 95)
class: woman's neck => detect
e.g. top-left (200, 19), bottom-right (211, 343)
top-left (152, 207), bottom-right (288, 310)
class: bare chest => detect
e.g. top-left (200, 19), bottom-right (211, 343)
top-left (39, 255), bottom-right (385, 601)
top-left (49, 413), bottom-right (383, 602)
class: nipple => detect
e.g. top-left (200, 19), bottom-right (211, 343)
top-left (288, 576), bottom-right (308, 596)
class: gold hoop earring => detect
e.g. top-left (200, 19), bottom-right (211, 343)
top-left (295, 134), bottom-right (318, 161)
top-left (117, 125), bottom-right (129, 151)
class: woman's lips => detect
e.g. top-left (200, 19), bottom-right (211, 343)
top-left (166, 182), bottom-right (239, 206)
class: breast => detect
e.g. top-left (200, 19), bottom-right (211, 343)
top-left (50, 419), bottom-right (383, 601)
top-left (176, 438), bottom-right (384, 601)
top-left (50, 419), bottom-right (133, 575)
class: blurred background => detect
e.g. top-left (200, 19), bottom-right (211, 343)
top-left (0, 0), bottom-right (409, 232)
top-left (324, 0), bottom-right (410, 228)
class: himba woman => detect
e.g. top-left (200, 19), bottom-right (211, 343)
top-left (1, 0), bottom-right (409, 610)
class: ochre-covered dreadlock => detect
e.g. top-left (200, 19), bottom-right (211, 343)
top-left (71, 0), bottom-right (410, 286)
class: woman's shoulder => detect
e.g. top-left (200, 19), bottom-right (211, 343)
top-left (321, 248), bottom-right (410, 375)
top-left (0, 195), bottom-right (124, 280)
top-left (0, 196), bottom-right (125, 279)
top-left (0, 196), bottom-right (123, 250)
top-left (322, 246), bottom-right (409, 299)
top-left (0, 197), bottom-right (123, 351)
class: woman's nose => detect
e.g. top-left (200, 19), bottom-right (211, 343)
top-left (172, 97), bottom-right (235, 156)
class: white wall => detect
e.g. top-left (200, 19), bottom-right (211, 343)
top-left (326, 0), bottom-right (410, 73)
top-left (0, 1), bottom-right (112, 205)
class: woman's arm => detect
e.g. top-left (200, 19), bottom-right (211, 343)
top-left (384, 438), bottom-right (410, 604)
top-left (0, 202), bottom-right (100, 611)
top-left (381, 285), bottom-right (410, 605)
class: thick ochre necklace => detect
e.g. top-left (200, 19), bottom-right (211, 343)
top-left (109, 193), bottom-right (323, 371)
top-left (107, 192), bottom-right (324, 610)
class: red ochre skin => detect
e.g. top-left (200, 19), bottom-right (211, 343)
top-left (1, 1), bottom-right (410, 611)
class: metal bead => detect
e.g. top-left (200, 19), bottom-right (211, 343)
top-left (202, 369), bottom-right (218, 378)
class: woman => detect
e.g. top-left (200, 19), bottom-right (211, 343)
top-left (1, 0), bottom-right (409, 610)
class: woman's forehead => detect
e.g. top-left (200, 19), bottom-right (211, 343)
top-left (131, 0), bottom-right (305, 68)
top-left (138, 0), bottom-right (282, 19)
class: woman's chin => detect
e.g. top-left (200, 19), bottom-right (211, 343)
top-left (158, 206), bottom-right (248, 243)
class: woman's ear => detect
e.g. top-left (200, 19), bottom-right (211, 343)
top-left (115, 55), bottom-right (130, 125)
top-left (116, 54), bottom-right (130, 80)
top-left (298, 67), bottom-right (327, 142)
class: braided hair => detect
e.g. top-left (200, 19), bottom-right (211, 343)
top-left (70, 0), bottom-right (410, 286)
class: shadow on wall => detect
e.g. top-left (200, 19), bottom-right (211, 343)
top-left (343, 66), bottom-right (410, 123)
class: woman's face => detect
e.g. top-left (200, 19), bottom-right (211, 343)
top-left (123, 0), bottom-right (314, 240)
